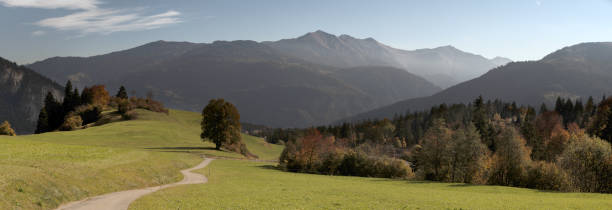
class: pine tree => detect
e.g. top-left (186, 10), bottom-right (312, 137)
top-left (539, 103), bottom-right (549, 114)
top-left (563, 99), bottom-right (574, 125)
top-left (35, 108), bottom-right (49, 134)
top-left (62, 80), bottom-right (76, 115)
top-left (73, 88), bottom-right (81, 107)
top-left (116, 86), bottom-right (128, 99)
top-left (43, 92), bottom-right (62, 131)
top-left (554, 97), bottom-right (563, 114)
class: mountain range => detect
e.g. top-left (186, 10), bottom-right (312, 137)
top-left (0, 57), bottom-right (63, 133)
top-left (26, 39), bottom-right (442, 128)
top-left (346, 42), bottom-right (612, 122)
top-left (266, 30), bottom-right (511, 88)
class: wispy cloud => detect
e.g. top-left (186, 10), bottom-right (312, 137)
top-left (0, 0), bottom-right (181, 36)
top-left (36, 9), bottom-right (181, 35)
top-left (0, 0), bottom-right (100, 10)
top-left (31, 30), bottom-right (46, 36)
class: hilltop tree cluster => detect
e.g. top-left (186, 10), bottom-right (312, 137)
top-left (36, 82), bottom-right (169, 133)
top-left (267, 96), bottom-right (612, 193)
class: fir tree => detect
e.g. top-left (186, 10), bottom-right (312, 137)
top-left (116, 86), bottom-right (128, 99)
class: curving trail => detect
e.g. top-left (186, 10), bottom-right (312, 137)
top-left (55, 158), bottom-right (214, 210)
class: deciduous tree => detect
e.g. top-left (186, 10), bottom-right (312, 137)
top-left (201, 99), bottom-right (242, 150)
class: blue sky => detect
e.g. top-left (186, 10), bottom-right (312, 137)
top-left (1, 0), bottom-right (612, 64)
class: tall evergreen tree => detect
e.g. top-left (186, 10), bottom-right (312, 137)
top-left (554, 97), bottom-right (563, 114)
top-left (62, 81), bottom-right (77, 115)
top-left (35, 108), bottom-right (49, 134)
top-left (472, 96), bottom-right (493, 149)
top-left (539, 103), bottom-right (548, 114)
top-left (116, 86), bottom-right (128, 99)
top-left (43, 92), bottom-right (62, 131)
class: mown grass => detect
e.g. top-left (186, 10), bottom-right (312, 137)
top-left (0, 109), bottom-right (282, 209)
top-left (0, 137), bottom-right (200, 209)
top-left (130, 159), bottom-right (612, 210)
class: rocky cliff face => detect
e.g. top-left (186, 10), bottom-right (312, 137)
top-left (0, 57), bottom-right (63, 133)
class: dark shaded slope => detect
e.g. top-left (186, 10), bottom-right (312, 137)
top-left (0, 57), bottom-right (63, 133)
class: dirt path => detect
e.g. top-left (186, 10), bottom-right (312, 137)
top-left (55, 158), bottom-right (214, 210)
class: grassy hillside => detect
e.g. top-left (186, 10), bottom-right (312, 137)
top-left (131, 159), bottom-right (612, 210)
top-left (0, 109), bottom-right (282, 209)
top-left (0, 137), bottom-right (200, 209)
top-left (20, 109), bottom-right (283, 159)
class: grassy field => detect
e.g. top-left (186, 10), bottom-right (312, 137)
top-left (19, 109), bottom-right (283, 159)
top-left (131, 159), bottom-right (612, 210)
top-left (0, 109), bottom-right (282, 209)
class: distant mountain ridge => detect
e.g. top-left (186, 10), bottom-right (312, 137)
top-left (265, 30), bottom-right (511, 88)
top-left (344, 42), bottom-right (612, 122)
top-left (28, 38), bottom-right (441, 128)
top-left (0, 57), bottom-right (63, 133)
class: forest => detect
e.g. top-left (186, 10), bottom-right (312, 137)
top-left (250, 96), bottom-right (612, 193)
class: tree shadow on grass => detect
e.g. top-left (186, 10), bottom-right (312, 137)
top-left (145, 146), bottom-right (217, 150)
top-left (448, 183), bottom-right (477, 187)
top-left (144, 146), bottom-right (219, 154)
top-left (256, 165), bottom-right (281, 171)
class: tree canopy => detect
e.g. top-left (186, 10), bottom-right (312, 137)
top-left (201, 99), bottom-right (242, 150)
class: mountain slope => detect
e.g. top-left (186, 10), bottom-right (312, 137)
top-left (347, 42), bottom-right (612, 121)
top-left (330, 66), bottom-right (441, 105)
top-left (28, 40), bottom-right (439, 128)
top-left (0, 57), bottom-right (63, 133)
top-left (266, 31), bottom-right (511, 88)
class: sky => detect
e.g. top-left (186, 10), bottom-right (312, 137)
top-left (1, 0), bottom-right (612, 64)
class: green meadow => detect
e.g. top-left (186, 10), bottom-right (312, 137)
top-left (131, 159), bottom-right (612, 210)
top-left (3, 108), bottom-right (612, 210)
top-left (0, 109), bottom-right (281, 209)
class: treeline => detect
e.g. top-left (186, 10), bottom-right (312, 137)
top-left (35, 81), bottom-right (168, 133)
top-left (267, 96), bottom-right (612, 193)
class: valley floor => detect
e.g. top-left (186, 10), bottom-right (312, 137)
top-left (2, 109), bottom-right (612, 209)
top-left (131, 159), bottom-right (612, 210)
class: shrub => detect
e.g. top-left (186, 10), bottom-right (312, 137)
top-left (129, 97), bottom-right (168, 114)
top-left (0, 121), bottom-right (16, 136)
top-left (558, 133), bottom-right (612, 193)
top-left (74, 105), bottom-right (103, 125)
top-left (279, 132), bottom-right (414, 179)
top-left (59, 115), bottom-right (83, 131)
top-left (526, 161), bottom-right (571, 191)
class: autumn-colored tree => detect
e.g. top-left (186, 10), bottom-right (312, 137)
top-left (417, 118), bottom-right (453, 181)
top-left (488, 125), bottom-right (532, 187)
top-left (81, 85), bottom-right (110, 106)
top-left (0, 121), bottom-right (16, 136)
top-left (279, 129), bottom-right (335, 172)
top-left (533, 112), bottom-right (570, 161)
top-left (201, 99), bottom-right (242, 150)
top-left (449, 123), bottom-right (490, 184)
